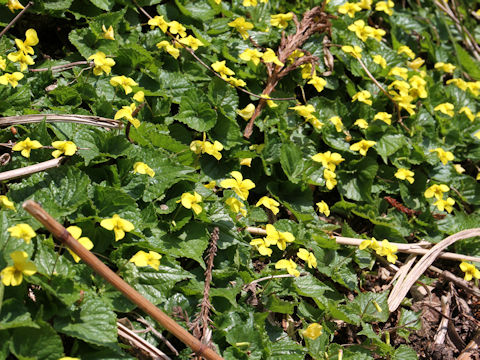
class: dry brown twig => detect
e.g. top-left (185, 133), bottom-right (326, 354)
top-left (0, 114), bottom-right (122, 129)
top-left (0, 1), bottom-right (34, 39)
top-left (117, 321), bottom-right (171, 360)
top-left (0, 157), bottom-right (64, 182)
top-left (136, 316), bottom-right (179, 356)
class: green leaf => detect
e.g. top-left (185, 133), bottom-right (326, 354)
top-left (88, 0), bottom-right (113, 11)
top-left (454, 43), bottom-right (480, 80)
top-left (375, 134), bottom-right (408, 164)
top-left (11, 320), bottom-right (63, 360)
top-left (392, 345), bottom-right (418, 360)
top-left (267, 181), bottom-right (315, 222)
top-left (174, 90), bottom-right (218, 132)
top-left (43, 0), bottom-right (73, 10)
top-left (208, 77), bottom-right (239, 121)
top-left (0, 299), bottom-right (39, 330)
top-left (337, 156), bottom-right (379, 202)
top-left (280, 143), bottom-right (304, 184)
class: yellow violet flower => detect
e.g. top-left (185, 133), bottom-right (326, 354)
top-left (211, 60), bottom-right (235, 79)
top-left (265, 224), bottom-right (295, 250)
top-left (357, 0), bottom-right (372, 9)
top-left (51, 141), bottom-right (77, 158)
top-left (7, 0), bottom-right (24, 12)
top-left (13, 29), bottom-right (38, 56)
top-left (88, 51), bottom-right (115, 76)
top-left (392, 93), bottom-right (416, 115)
top-left (348, 20), bottom-right (370, 42)
top-left (369, 27), bottom-right (386, 42)
top-left (239, 48), bottom-right (263, 66)
top-left (316, 200), bottom-right (330, 216)
top-left (226, 197), bottom-right (247, 217)
top-left (287, 49), bottom-right (305, 64)
top-left (7, 51), bottom-right (34, 72)
top-left (430, 148), bottom-right (454, 165)
top-left (243, 0), bottom-right (257, 6)
top-left (376, 240), bottom-right (398, 263)
top-left (394, 168), bottom-right (415, 184)
top-left (1, 251), bottom-right (37, 286)
top-left (148, 15), bottom-right (169, 32)
top-left (114, 103), bottom-right (140, 129)
top-left (100, 214), bottom-right (134, 241)
top-left (237, 103), bottom-right (255, 120)
top-left (228, 17), bottom-right (254, 40)
top-left (352, 90), bottom-right (372, 106)
top-left (110, 75), bottom-right (138, 95)
top-left (0, 56), bottom-right (6, 71)
top-left (375, 0), bottom-right (394, 16)
top-left (475, 130), bottom-right (480, 140)
top-left (433, 197), bottom-right (455, 213)
top-left (156, 40), bottom-right (180, 59)
top-left (459, 106), bottom-right (476, 122)
top-left (409, 75), bottom-right (428, 98)
top-left (133, 162), bottom-right (155, 177)
top-left (374, 112), bottom-right (392, 125)
top-left (354, 118), bottom-right (369, 129)
top-left (434, 103), bottom-right (454, 117)
top-left (129, 250), bottom-right (162, 270)
top-left (388, 67), bottom-right (408, 80)
top-left (250, 238), bottom-right (272, 256)
top-left (270, 13), bottom-right (293, 29)
top-left (275, 259), bottom-right (300, 277)
top-left (342, 45), bottom-right (362, 59)
top-left (459, 262), bottom-right (480, 281)
top-left (308, 76), bottom-right (327, 93)
top-left (177, 35), bottom-right (204, 51)
top-left (329, 116), bottom-right (344, 132)
top-left (446, 78), bottom-right (468, 91)
top-left (0, 195), bottom-right (15, 211)
top-left (424, 184), bottom-right (449, 199)
top-left (408, 57), bottom-right (425, 70)
top-left (297, 248), bottom-right (317, 268)
top-left (359, 237), bottom-right (380, 251)
top-left (261, 93), bottom-right (277, 108)
top-left (312, 151), bottom-right (345, 171)
top-left (102, 25), bottom-right (115, 40)
top-left (350, 139), bottom-right (376, 156)
top-left (190, 134), bottom-right (223, 160)
top-left (256, 196), bottom-right (280, 215)
top-left (177, 192), bottom-right (203, 215)
top-left (204, 181), bottom-right (216, 189)
top-left (12, 137), bottom-right (42, 158)
top-left (397, 45), bottom-right (415, 59)
top-left (388, 80), bottom-right (410, 95)
top-left (220, 171), bottom-right (255, 201)
top-left (434, 62), bottom-right (456, 73)
top-left (338, 2), bottom-right (362, 18)
top-left (300, 63), bottom-right (316, 79)
top-left (289, 104), bottom-right (316, 120)
top-left (226, 76), bottom-right (246, 87)
top-left (0, 72), bottom-right (24, 87)
top-left (372, 54), bottom-right (387, 69)
top-left (168, 21), bottom-right (187, 37)
top-left (324, 169), bottom-right (337, 190)
top-left (262, 48), bottom-right (284, 67)
top-left (66, 226), bottom-right (94, 263)
top-left (7, 223), bottom-right (36, 243)
top-left (303, 323), bottom-right (323, 340)
top-left (133, 91), bottom-right (145, 103)
top-left (454, 164), bottom-right (465, 174)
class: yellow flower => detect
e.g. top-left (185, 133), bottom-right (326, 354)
top-left (226, 76), bottom-right (246, 87)
top-left (211, 60), bottom-right (235, 79)
top-left (467, 81), bottom-right (480, 96)
top-left (190, 134), bottom-right (223, 160)
top-left (148, 15), bottom-right (169, 32)
top-left (459, 262), bottom-right (480, 281)
top-left (388, 67), bottom-right (408, 80)
top-left (312, 151), bottom-right (345, 171)
top-left (220, 171), bottom-right (255, 201)
top-left (397, 45), bottom-right (415, 59)
top-left (357, 0), bottom-right (372, 9)
top-left (359, 237), bottom-right (380, 251)
top-left (168, 21), bottom-right (187, 37)
top-left (51, 140), bottom-right (77, 158)
top-left (338, 2), bottom-right (362, 18)
top-left (303, 323), bottom-right (323, 340)
top-left (226, 197), bottom-right (247, 217)
top-left (391, 92), bottom-right (416, 115)
top-left (375, 0), bottom-right (394, 16)
top-left (409, 75), bottom-right (427, 98)
top-left (309, 118), bottom-right (324, 130)
top-left (307, 76), bottom-right (327, 93)
top-left (434, 103), bottom-right (454, 117)
top-left (13, 29), bottom-right (38, 56)
top-left (434, 62), bottom-right (456, 73)
top-left (374, 112), bottom-right (392, 125)
top-left (388, 80), bottom-right (410, 95)
top-left (350, 139), bottom-right (376, 156)
top-left (156, 40), bottom-right (180, 59)
top-left (329, 116), bottom-right (344, 132)
top-left (129, 250), bottom-right (162, 270)
top-left (287, 49), bottom-right (305, 64)
top-left (110, 75), bottom-right (138, 95)
top-left (446, 78), bottom-right (468, 91)
top-left (100, 214), bottom-right (134, 241)
top-left (239, 48), bottom-right (263, 66)
top-left (369, 27), bottom-right (386, 41)
top-left (433, 197), bottom-right (455, 213)
top-left (12, 137), bottom-right (42, 158)
top-left (459, 106), bottom-right (476, 122)
top-left (372, 54), bottom-right (387, 69)
top-left (177, 35), bottom-right (204, 51)
top-left (270, 13), bottom-right (293, 29)
top-left (430, 148), bottom-right (454, 165)
top-left (256, 196), bottom-right (280, 215)
top-left (475, 130), bottom-right (480, 140)
top-left (66, 226), bottom-right (94, 263)
top-left (265, 224), bottom-right (294, 251)
top-left (342, 45), bottom-right (362, 59)
top-left (133, 91), bottom-right (145, 103)
top-left (7, 223), bottom-right (36, 243)
top-left (114, 103), bottom-right (140, 128)
top-left (376, 240), bottom-right (398, 263)
top-left (237, 103), bottom-right (256, 120)
top-left (0, 195), bottom-right (15, 211)
top-left (177, 192), bottom-right (203, 215)
top-left (1, 251), bottom-right (37, 286)
top-left (407, 57), bottom-right (425, 70)
top-left (424, 184), bottom-right (449, 199)
top-left (133, 162), bottom-right (155, 177)
top-left (7, 0), bottom-right (24, 12)
top-left (261, 93), bottom-right (277, 108)
top-left (300, 63), bottom-right (316, 79)
top-left (394, 168), bottom-right (414, 184)
top-left (262, 48), bottom-right (284, 67)
top-left (297, 248), bottom-right (317, 268)
top-left (323, 169), bottom-right (337, 190)
top-left (348, 20), bottom-right (370, 42)
top-left (454, 164), bottom-right (465, 174)
top-left (354, 118), bottom-right (369, 129)
top-left (352, 90), bottom-right (372, 106)
top-left (228, 17), bottom-right (254, 40)
top-left (0, 72), bottom-right (24, 87)
top-left (289, 104), bottom-right (316, 120)
top-left (250, 238), bottom-right (272, 256)
top-left (102, 25), bottom-right (115, 40)
top-left (316, 200), bottom-right (330, 216)
top-left (204, 180), bottom-right (216, 189)
top-left (0, 56), bottom-right (6, 71)
top-left (88, 51), bottom-right (115, 76)
top-left (7, 50), bottom-right (34, 72)
top-left (243, 0), bottom-right (257, 6)
top-left (275, 259), bottom-right (300, 277)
